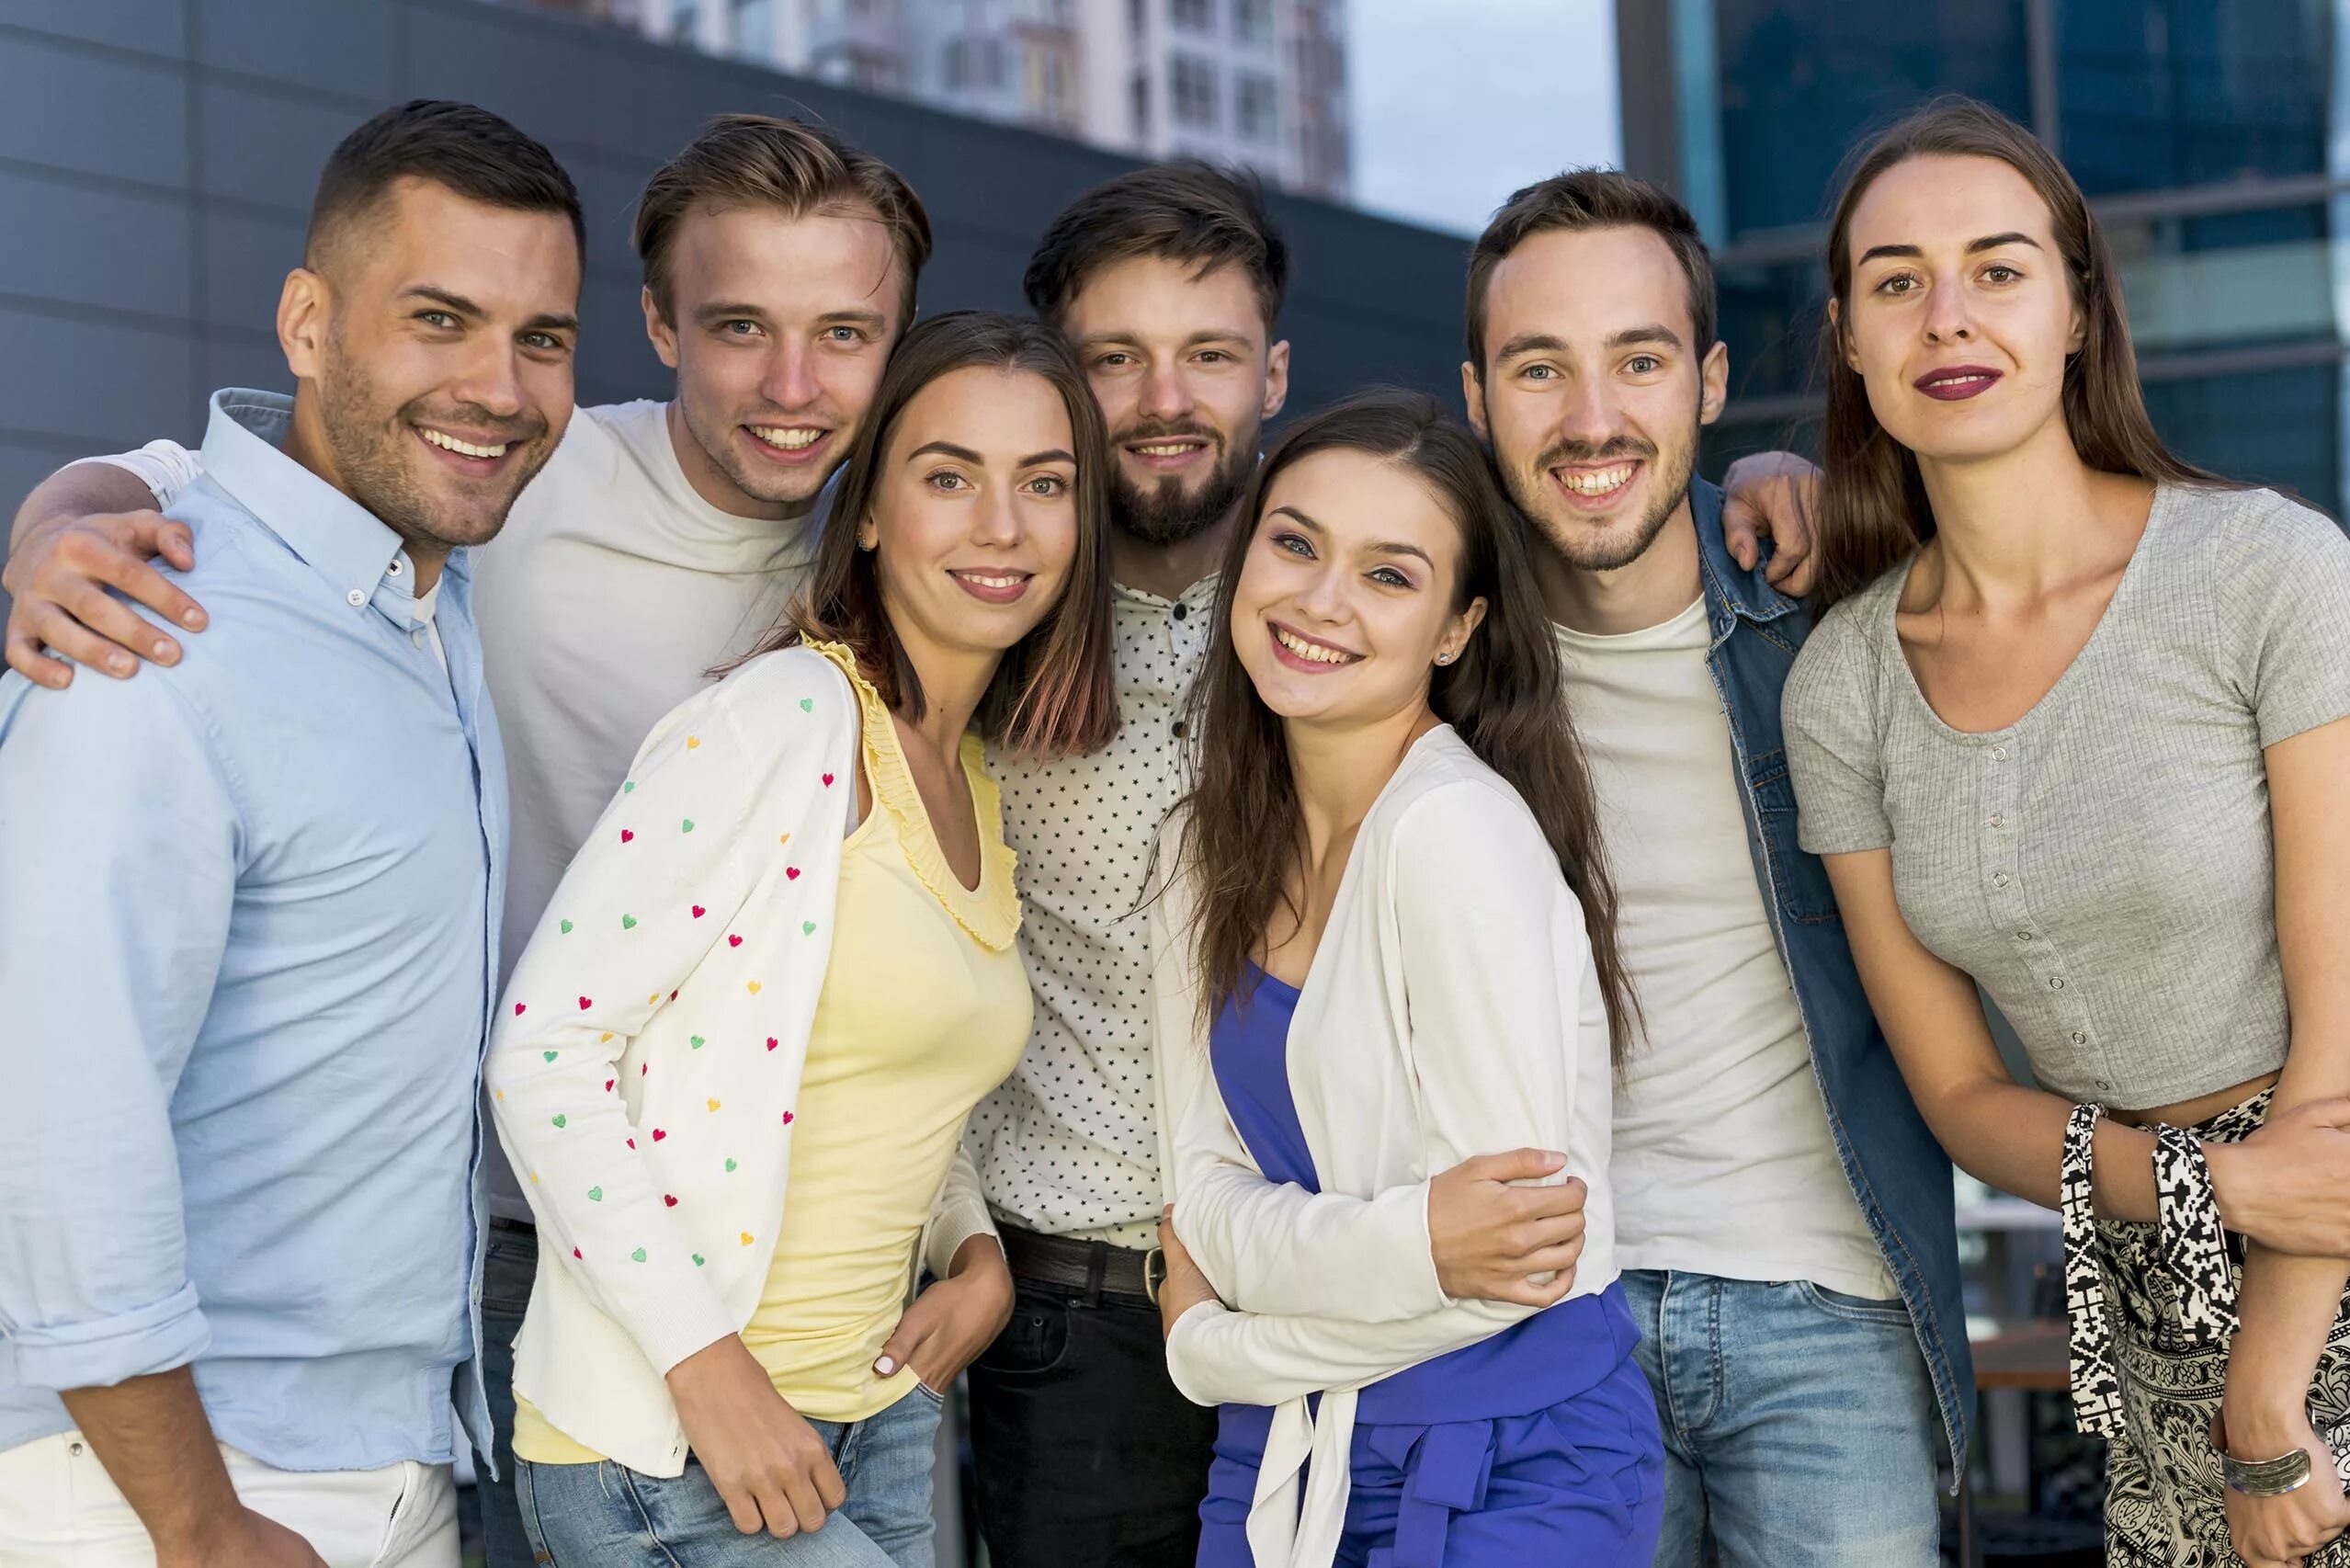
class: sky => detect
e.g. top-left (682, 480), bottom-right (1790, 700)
top-left (1348, 0), bottom-right (1624, 236)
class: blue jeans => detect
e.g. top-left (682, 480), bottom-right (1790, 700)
top-left (515, 1385), bottom-right (945, 1567)
top-left (1618, 1269), bottom-right (1940, 1568)
top-left (473, 1219), bottom-right (536, 1568)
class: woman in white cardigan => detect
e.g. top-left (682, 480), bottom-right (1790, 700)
top-left (485, 313), bottom-right (1116, 1567)
top-left (1151, 392), bottom-right (1665, 1567)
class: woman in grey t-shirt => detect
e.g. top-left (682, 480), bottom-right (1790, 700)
top-left (1783, 100), bottom-right (2350, 1567)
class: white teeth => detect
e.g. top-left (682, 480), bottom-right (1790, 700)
top-left (1558, 462), bottom-right (1636, 496)
top-left (751, 426), bottom-right (823, 450)
top-left (1275, 627), bottom-right (1356, 665)
top-left (959, 573), bottom-right (1026, 589)
top-left (1133, 443), bottom-right (1200, 457)
top-left (421, 428), bottom-right (508, 460)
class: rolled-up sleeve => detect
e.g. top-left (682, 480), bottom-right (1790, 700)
top-left (0, 666), bottom-right (237, 1391)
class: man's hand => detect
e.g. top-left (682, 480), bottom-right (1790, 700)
top-left (1156, 1207), bottom-right (1219, 1338)
top-left (1427, 1149), bottom-right (1587, 1307)
top-left (664, 1334), bottom-right (846, 1538)
top-left (875, 1233), bottom-right (1014, 1394)
top-left (155, 1506), bottom-right (329, 1568)
top-left (1720, 449), bottom-right (1823, 597)
top-left (5, 508), bottom-right (207, 687)
top-left (2212, 1098), bottom-right (2350, 1257)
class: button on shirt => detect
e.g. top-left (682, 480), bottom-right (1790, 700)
top-left (973, 574), bottom-right (1220, 1249)
top-left (0, 389), bottom-right (505, 1471)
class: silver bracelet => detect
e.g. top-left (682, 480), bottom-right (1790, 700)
top-left (2213, 1414), bottom-right (2316, 1497)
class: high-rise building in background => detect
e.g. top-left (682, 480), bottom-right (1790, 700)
top-left (505, 0), bottom-right (1350, 199)
top-left (1618, 0), bottom-right (2347, 516)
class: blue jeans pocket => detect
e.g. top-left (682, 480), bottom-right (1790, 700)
top-left (1793, 1279), bottom-right (1913, 1329)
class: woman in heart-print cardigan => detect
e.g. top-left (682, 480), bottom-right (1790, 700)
top-left (485, 312), bottom-right (1115, 1568)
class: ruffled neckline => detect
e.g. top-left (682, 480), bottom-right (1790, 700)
top-left (805, 641), bottom-right (1021, 951)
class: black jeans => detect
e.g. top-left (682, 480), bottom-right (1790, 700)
top-left (966, 1281), bottom-right (1220, 1567)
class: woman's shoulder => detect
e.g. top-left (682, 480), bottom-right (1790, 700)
top-left (1787, 572), bottom-right (1901, 728)
top-left (634, 643), bottom-right (862, 778)
top-left (1373, 730), bottom-right (1554, 869)
top-left (2160, 481), bottom-right (2347, 575)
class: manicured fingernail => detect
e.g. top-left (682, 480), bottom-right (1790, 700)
top-left (873, 1356), bottom-right (896, 1375)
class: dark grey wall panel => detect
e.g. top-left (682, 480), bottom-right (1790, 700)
top-left (0, 0), bottom-right (1467, 591)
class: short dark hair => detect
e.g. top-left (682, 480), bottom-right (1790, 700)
top-left (634, 113), bottom-right (931, 328)
top-left (1465, 169), bottom-right (1716, 377)
top-left (1023, 160), bottom-right (1288, 331)
top-left (306, 99), bottom-right (584, 267)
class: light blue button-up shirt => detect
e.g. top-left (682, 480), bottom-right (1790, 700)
top-left (0, 389), bottom-right (506, 1472)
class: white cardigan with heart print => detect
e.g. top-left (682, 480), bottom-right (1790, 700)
top-left (485, 642), bottom-right (992, 1479)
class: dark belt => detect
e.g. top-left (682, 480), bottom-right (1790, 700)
top-left (999, 1222), bottom-right (1166, 1306)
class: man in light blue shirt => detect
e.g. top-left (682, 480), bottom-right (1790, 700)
top-left (0, 101), bottom-right (583, 1568)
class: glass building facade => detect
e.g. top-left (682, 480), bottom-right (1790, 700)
top-left (1622, 0), bottom-right (2348, 514)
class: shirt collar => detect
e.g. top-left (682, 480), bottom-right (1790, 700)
top-left (197, 388), bottom-right (416, 614)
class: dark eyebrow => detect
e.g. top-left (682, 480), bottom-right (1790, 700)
top-left (403, 285), bottom-right (482, 317)
top-left (1075, 327), bottom-right (1254, 353)
top-left (1020, 449), bottom-right (1076, 468)
top-left (1493, 331), bottom-right (1569, 363)
top-left (1858, 233), bottom-right (2044, 267)
top-left (1606, 324), bottom-right (1683, 351)
top-left (907, 440), bottom-right (982, 465)
top-left (522, 310), bottom-right (580, 335)
top-left (1269, 506), bottom-right (1432, 567)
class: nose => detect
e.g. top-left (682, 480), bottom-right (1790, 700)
top-left (448, 340), bottom-right (527, 423)
top-left (761, 341), bottom-right (821, 412)
top-left (1553, 371), bottom-right (1622, 452)
top-left (971, 480), bottom-right (1022, 548)
top-left (1136, 357), bottom-right (1195, 426)
top-left (1924, 282), bottom-right (1975, 345)
top-left (1292, 556), bottom-right (1350, 623)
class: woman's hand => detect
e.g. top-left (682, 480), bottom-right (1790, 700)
top-left (2224, 1413), bottom-right (2350, 1568)
top-left (874, 1234), bottom-right (1014, 1394)
top-left (1157, 1206), bottom-right (1219, 1337)
top-left (2208, 1098), bottom-right (2350, 1256)
top-left (664, 1334), bottom-right (846, 1537)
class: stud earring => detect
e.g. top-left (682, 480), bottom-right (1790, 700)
top-left (1436, 652), bottom-right (1455, 665)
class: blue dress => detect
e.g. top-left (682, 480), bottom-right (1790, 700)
top-left (1195, 967), bottom-right (1664, 1567)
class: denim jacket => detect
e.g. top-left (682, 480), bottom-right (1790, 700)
top-left (1686, 478), bottom-right (1974, 1472)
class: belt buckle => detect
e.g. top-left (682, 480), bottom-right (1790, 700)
top-left (1143, 1245), bottom-right (1168, 1306)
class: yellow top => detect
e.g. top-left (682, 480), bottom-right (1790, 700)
top-left (514, 642), bottom-right (1030, 1463)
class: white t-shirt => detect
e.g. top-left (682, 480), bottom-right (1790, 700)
top-left (96, 401), bottom-right (821, 1221)
top-left (1556, 598), bottom-right (1894, 1299)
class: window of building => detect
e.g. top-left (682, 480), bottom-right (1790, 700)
top-left (1236, 71), bottom-right (1277, 142)
top-left (1130, 68), bottom-right (1152, 136)
top-left (944, 36), bottom-right (969, 89)
top-left (1172, 52), bottom-right (1219, 127)
top-left (1171, 0), bottom-right (1213, 35)
top-left (732, 0), bottom-right (773, 58)
top-left (1233, 0), bottom-right (1274, 44)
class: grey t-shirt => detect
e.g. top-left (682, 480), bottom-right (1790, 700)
top-left (1783, 482), bottom-right (2350, 1108)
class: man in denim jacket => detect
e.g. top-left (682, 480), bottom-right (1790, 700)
top-left (1458, 169), bottom-right (1970, 1565)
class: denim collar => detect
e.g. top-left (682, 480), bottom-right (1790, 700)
top-left (1689, 475), bottom-right (1802, 632)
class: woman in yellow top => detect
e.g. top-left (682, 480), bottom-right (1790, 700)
top-left (486, 312), bottom-right (1117, 1567)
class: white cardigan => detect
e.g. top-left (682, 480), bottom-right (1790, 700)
top-left (485, 645), bottom-right (991, 1478)
top-left (1149, 726), bottom-right (1618, 1568)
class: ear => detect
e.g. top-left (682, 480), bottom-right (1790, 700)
top-left (1698, 340), bottom-right (1730, 428)
top-left (1442, 595), bottom-right (1490, 664)
top-left (277, 267), bottom-right (330, 381)
top-left (643, 285), bottom-right (682, 370)
top-left (1460, 361), bottom-right (1489, 441)
top-left (1261, 338), bottom-right (1291, 421)
top-left (2068, 297), bottom-right (2088, 357)
top-left (857, 511), bottom-right (880, 552)
top-left (1830, 297), bottom-right (1860, 375)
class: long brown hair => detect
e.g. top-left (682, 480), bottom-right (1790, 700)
top-left (759, 311), bottom-right (1118, 756)
top-left (1172, 390), bottom-right (1638, 1061)
top-left (1811, 97), bottom-right (2220, 610)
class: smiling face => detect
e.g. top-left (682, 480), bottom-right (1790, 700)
top-left (857, 365), bottom-right (1082, 672)
top-left (647, 202), bottom-right (906, 517)
top-left (282, 176), bottom-right (580, 557)
top-left (1836, 153), bottom-right (2083, 466)
top-left (1229, 447), bottom-right (1485, 732)
top-left (1059, 255), bottom-right (1289, 547)
top-left (1463, 224), bottom-right (1726, 575)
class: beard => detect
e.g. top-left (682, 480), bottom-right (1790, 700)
top-left (319, 332), bottom-right (550, 555)
top-left (1502, 422), bottom-right (1698, 574)
top-left (1110, 417), bottom-right (1258, 548)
